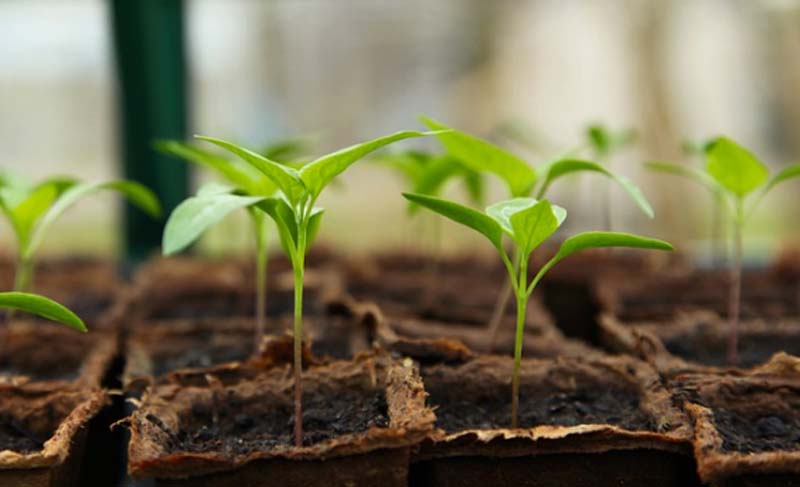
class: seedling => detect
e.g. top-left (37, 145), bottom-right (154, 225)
top-left (159, 138), bottom-right (311, 350)
top-left (646, 137), bottom-right (800, 364)
top-left (403, 192), bottom-right (672, 427)
top-left (0, 176), bottom-right (160, 294)
top-left (585, 123), bottom-right (637, 231)
top-left (0, 292), bottom-right (86, 332)
top-left (197, 129), bottom-right (436, 446)
top-left (420, 117), bottom-right (653, 345)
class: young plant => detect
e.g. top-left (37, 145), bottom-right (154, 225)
top-left (0, 176), bottom-right (161, 293)
top-left (403, 192), bottom-right (672, 427)
top-left (645, 137), bottom-right (800, 364)
top-left (196, 129), bottom-right (436, 446)
top-left (158, 138), bottom-right (310, 350)
top-left (0, 292), bottom-right (86, 332)
top-left (420, 117), bottom-right (654, 345)
top-left (585, 123), bottom-right (637, 231)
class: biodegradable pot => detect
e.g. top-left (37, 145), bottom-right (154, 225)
top-left (123, 301), bottom-right (380, 393)
top-left (0, 382), bottom-right (107, 486)
top-left (410, 352), bottom-right (699, 487)
top-left (119, 256), bottom-right (335, 324)
top-left (126, 353), bottom-right (435, 486)
top-left (0, 320), bottom-right (117, 388)
top-left (673, 354), bottom-right (800, 486)
top-left (599, 310), bottom-right (800, 376)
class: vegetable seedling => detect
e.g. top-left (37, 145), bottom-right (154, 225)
top-left (0, 175), bottom-right (161, 294)
top-left (420, 117), bottom-right (654, 346)
top-left (403, 192), bottom-right (673, 427)
top-left (159, 138), bottom-right (311, 350)
top-left (197, 129), bottom-right (437, 446)
top-left (645, 137), bottom-right (800, 364)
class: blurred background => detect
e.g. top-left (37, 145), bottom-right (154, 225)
top-left (2, 0), bottom-right (799, 263)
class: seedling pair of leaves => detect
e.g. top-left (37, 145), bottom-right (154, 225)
top-left (0, 175), bottom-right (161, 293)
top-left (647, 137), bottom-right (800, 364)
top-left (165, 129), bottom-right (438, 447)
top-left (404, 192), bottom-right (672, 427)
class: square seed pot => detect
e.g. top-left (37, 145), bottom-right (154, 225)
top-left (600, 311), bottom-right (800, 376)
top-left (673, 354), bottom-right (800, 486)
top-left (0, 320), bottom-right (117, 388)
top-left (126, 354), bottom-right (435, 486)
top-left (411, 354), bottom-right (700, 487)
top-left (0, 383), bottom-right (107, 486)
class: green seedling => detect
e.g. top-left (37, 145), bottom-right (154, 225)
top-left (197, 129), bottom-right (436, 446)
top-left (585, 123), bottom-right (637, 231)
top-left (646, 137), bottom-right (800, 364)
top-left (0, 292), bottom-right (86, 332)
top-left (159, 138), bottom-right (312, 350)
top-left (420, 117), bottom-right (654, 346)
top-left (404, 192), bottom-right (672, 427)
top-left (0, 176), bottom-right (160, 294)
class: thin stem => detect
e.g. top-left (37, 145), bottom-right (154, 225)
top-left (488, 247), bottom-right (519, 352)
top-left (13, 257), bottom-right (34, 293)
top-left (727, 202), bottom-right (743, 365)
top-left (292, 220), bottom-right (307, 448)
top-left (253, 214), bottom-right (269, 354)
top-left (510, 256), bottom-right (528, 428)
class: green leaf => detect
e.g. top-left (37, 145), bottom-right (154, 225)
top-left (645, 161), bottom-right (724, 196)
top-left (402, 192), bottom-right (503, 251)
top-left (509, 199), bottom-right (566, 257)
top-left (408, 156), bottom-right (465, 214)
top-left (24, 180), bottom-right (162, 260)
top-left (196, 136), bottom-right (306, 205)
top-left (196, 181), bottom-right (236, 197)
top-left (163, 193), bottom-right (265, 255)
top-left (420, 117), bottom-right (537, 197)
top-left (706, 137), bottom-right (768, 198)
top-left (10, 182), bottom-right (61, 246)
top-left (0, 292), bottom-right (86, 332)
top-left (307, 207), bottom-right (325, 246)
top-left (547, 231), bottom-right (673, 270)
top-left (486, 198), bottom-right (539, 236)
top-left (538, 159), bottom-right (654, 218)
top-left (157, 140), bottom-right (269, 196)
top-left (761, 164), bottom-right (800, 197)
top-left (300, 130), bottom-right (434, 200)
top-left (255, 198), bottom-right (299, 257)
top-left (587, 124), bottom-right (636, 157)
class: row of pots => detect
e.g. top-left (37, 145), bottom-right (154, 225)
top-left (0, 249), bottom-right (798, 486)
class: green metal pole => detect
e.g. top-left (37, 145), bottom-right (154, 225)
top-left (109, 0), bottom-right (189, 266)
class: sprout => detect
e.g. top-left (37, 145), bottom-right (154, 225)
top-left (159, 138), bottom-right (312, 350)
top-left (197, 129), bottom-right (437, 446)
top-left (0, 176), bottom-right (161, 294)
top-left (403, 192), bottom-right (672, 427)
top-left (646, 137), bottom-right (800, 364)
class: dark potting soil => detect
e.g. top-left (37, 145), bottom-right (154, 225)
top-left (152, 346), bottom-right (252, 378)
top-left (168, 387), bottom-right (389, 454)
top-left (714, 409), bottom-right (800, 454)
top-left (143, 289), bottom-right (307, 321)
top-left (663, 330), bottom-right (800, 368)
top-left (0, 414), bottom-right (46, 453)
top-left (429, 383), bottom-right (653, 433)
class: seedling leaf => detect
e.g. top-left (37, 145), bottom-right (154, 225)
top-left (486, 198), bottom-right (538, 236)
top-left (300, 130), bottom-right (434, 200)
top-left (196, 136), bottom-right (306, 204)
top-left (420, 117), bottom-right (537, 197)
top-left (645, 161), bottom-right (724, 196)
top-left (0, 292), bottom-right (86, 332)
top-left (761, 164), bottom-right (800, 197)
top-left (706, 137), bottom-right (768, 198)
top-left (547, 231), bottom-right (673, 271)
top-left (538, 159), bottom-right (654, 218)
top-left (402, 192), bottom-right (503, 251)
top-left (509, 199), bottom-right (566, 257)
top-left (163, 192), bottom-right (265, 255)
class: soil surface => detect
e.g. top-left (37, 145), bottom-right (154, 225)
top-left (714, 409), bottom-right (800, 454)
top-left (424, 370), bottom-right (653, 433)
top-left (152, 345), bottom-right (252, 378)
top-left (168, 385), bottom-right (389, 453)
top-left (662, 329), bottom-right (800, 368)
top-left (0, 413), bottom-right (46, 453)
top-left (140, 288), bottom-right (311, 322)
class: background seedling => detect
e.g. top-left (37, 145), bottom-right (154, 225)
top-left (198, 129), bottom-right (435, 447)
top-left (159, 138), bottom-right (312, 350)
top-left (420, 117), bottom-right (653, 347)
top-left (585, 123), bottom-right (637, 231)
top-left (403, 192), bottom-right (672, 427)
top-left (646, 137), bottom-right (800, 364)
top-left (0, 175), bottom-right (160, 294)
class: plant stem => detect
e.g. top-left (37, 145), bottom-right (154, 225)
top-left (487, 277), bottom-right (513, 352)
top-left (253, 214), bottom-right (269, 354)
top-left (292, 225), bottom-right (307, 448)
top-left (510, 257), bottom-right (527, 428)
top-left (13, 257), bottom-right (34, 294)
top-left (726, 203), bottom-right (743, 365)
